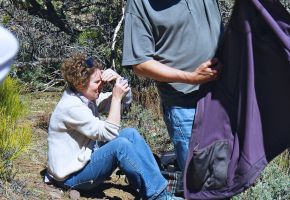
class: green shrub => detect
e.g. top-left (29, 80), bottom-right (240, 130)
top-left (275, 150), bottom-right (290, 175)
top-left (0, 77), bottom-right (32, 181)
top-left (78, 29), bottom-right (98, 46)
top-left (122, 103), bottom-right (172, 154)
top-left (0, 77), bottom-right (27, 120)
top-left (1, 15), bottom-right (11, 25)
top-left (233, 152), bottom-right (290, 200)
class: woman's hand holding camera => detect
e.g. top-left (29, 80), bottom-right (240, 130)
top-left (112, 77), bottom-right (130, 101)
top-left (101, 69), bottom-right (130, 101)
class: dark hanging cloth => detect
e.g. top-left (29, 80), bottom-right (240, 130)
top-left (184, 0), bottom-right (290, 199)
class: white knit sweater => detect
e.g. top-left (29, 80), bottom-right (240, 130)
top-left (47, 88), bottom-right (132, 180)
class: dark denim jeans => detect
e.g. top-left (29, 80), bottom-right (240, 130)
top-left (58, 128), bottom-right (167, 200)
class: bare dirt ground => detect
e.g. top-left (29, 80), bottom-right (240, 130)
top-left (4, 92), bottom-right (139, 200)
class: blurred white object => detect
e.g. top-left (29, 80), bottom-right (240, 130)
top-left (0, 26), bottom-right (19, 84)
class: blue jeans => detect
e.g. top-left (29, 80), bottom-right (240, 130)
top-left (58, 128), bottom-right (167, 200)
top-left (162, 101), bottom-right (196, 172)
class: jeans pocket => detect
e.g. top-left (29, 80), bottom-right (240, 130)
top-left (186, 140), bottom-right (231, 192)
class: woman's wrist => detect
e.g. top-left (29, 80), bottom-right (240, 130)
top-left (112, 96), bottom-right (122, 102)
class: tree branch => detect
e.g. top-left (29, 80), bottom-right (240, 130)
top-left (111, 1), bottom-right (125, 70)
top-left (10, 0), bottom-right (79, 36)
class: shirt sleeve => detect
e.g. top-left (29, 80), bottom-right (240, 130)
top-left (122, 12), bottom-right (155, 67)
top-left (64, 105), bottom-right (120, 142)
top-left (96, 92), bottom-right (113, 113)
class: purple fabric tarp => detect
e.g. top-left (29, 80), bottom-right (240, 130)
top-left (184, 0), bottom-right (290, 199)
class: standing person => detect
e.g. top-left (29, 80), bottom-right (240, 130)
top-left (122, 0), bottom-right (223, 173)
top-left (46, 53), bottom-right (182, 200)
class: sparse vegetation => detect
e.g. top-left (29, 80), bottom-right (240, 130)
top-left (122, 104), bottom-right (172, 154)
top-left (233, 151), bottom-right (290, 200)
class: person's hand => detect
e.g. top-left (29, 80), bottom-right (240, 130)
top-left (101, 68), bottom-right (121, 83)
top-left (112, 77), bottom-right (130, 101)
top-left (191, 58), bottom-right (222, 84)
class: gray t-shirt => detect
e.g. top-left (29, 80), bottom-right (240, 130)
top-left (122, 0), bottom-right (222, 103)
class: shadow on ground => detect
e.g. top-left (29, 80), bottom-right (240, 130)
top-left (40, 168), bottom-right (140, 200)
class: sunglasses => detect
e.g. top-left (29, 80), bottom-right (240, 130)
top-left (85, 57), bottom-right (94, 68)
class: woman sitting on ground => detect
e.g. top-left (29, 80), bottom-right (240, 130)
top-left (46, 53), bottom-right (180, 200)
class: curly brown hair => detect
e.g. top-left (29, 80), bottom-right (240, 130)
top-left (61, 53), bottom-right (103, 90)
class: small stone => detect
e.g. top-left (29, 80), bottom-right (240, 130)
top-left (49, 191), bottom-right (62, 199)
top-left (69, 189), bottom-right (80, 200)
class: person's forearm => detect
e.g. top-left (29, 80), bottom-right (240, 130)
top-left (106, 97), bottom-right (121, 126)
top-left (133, 60), bottom-right (197, 84)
